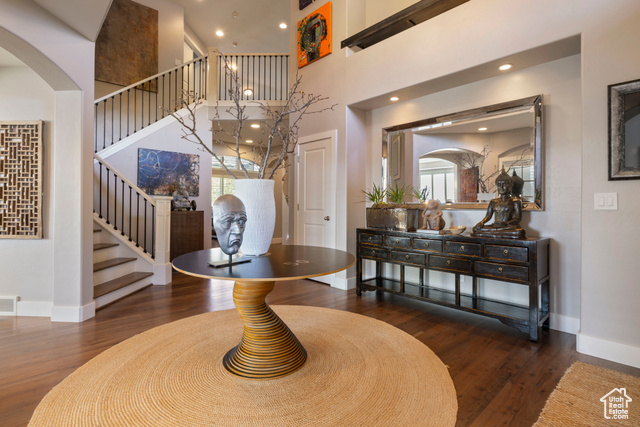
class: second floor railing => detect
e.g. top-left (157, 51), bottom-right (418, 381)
top-left (94, 55), bottom-right (208, 152)
top-left (218, 54), bottom-right (290, 102)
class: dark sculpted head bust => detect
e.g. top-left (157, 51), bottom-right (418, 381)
top-left (212, 195), bottom-right (247, 255)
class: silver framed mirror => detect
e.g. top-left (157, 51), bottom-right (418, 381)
top-left (382, 95), bottom-right (544, 210)
top-left (608, 79), bottom-right (640, 180)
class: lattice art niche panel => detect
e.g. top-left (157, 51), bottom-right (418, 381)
top-left (0, 121), bottom-right (44, 239)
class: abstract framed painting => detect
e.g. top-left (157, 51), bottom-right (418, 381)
top-left (137, 148), bottom-right (200, 196)
top-left (297, 2), bottom-right (332, 68)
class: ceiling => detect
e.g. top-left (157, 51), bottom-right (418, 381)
top-left (170, 0), bottom-right (290, 54)
top-left (1, 0), bottom-right (289, 68)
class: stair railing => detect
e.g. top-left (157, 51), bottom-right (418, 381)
top-left (94, 55), bottom-right (208, 153)
top-left (93, 153), bottom-right (156, 259)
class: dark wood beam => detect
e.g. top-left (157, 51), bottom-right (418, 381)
top-left (341, 0), bottom-right (471, 50)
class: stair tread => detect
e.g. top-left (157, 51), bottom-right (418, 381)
top-left (93, 257), bottom-right (136, 272)
top-left (93, 228), bottom-right (101, 233)
top-left (93, 243), bottom-right (119, 251)
top-left (94, 272), bottom-right (153, 298)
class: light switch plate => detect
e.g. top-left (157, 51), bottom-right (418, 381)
top-left (594, 193), bottom-right (618, 210)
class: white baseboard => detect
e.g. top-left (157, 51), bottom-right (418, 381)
top-left (312, 274), bottom-right (354, 290)
top-left (549, 313), bottom-right (580, 334)
top-left (577, 331), bottom-right (640, 369)
top-left (16, 301), bottom-right (53, 317)
top-left (51, 302), bottom-right (96, 322)
top-left (153, 262), bottom-right (172, 285)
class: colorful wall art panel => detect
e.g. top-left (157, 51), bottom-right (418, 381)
top-left (297, 2), bottom-right (332, 68)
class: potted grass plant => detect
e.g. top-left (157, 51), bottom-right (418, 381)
top-left (363, 184), bottom-right (427, 231)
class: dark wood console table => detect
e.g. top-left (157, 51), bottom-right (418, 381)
top-left (170, 210), bottom-right (204, 261)
top-left (356, 228), bottom-right (550, 341)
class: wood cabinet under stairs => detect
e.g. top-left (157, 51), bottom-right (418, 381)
top-left (93, 227), bottom-right (154, 308)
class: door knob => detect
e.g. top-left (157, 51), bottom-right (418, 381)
top-left (324, 216), bottom-right (330, 221)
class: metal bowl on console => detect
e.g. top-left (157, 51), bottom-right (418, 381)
top-left (449, 225), bottom-right (466, 235)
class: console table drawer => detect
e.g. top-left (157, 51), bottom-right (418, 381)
top-left (360, 233), bottom-right (382, 246)
top-left (360, 247), bottom-right (389, 260)
top-left (429, 255), bottom-right (473, 273)
top-left (475, 261), bottom-right (529, 282)
top-left (485, 245), bottom-right (528, 262)
top-left (391, 251), bottom-right (426, 266)
top-left (384, 236), bottom-right (411, 249)
top-left (413, 238), bottom-right (443, 253)
top-left (445, 241), bottom-right (481, 257)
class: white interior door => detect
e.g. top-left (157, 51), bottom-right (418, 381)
top-left (296, 132), bottom-right (336, 254)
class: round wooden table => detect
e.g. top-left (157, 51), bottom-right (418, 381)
top-left (172, 244), bottom-right (355, 380)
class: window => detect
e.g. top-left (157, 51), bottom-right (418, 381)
top-left (419, 158), bottom-right (455, 202)
top-left (211, 156), bottom-right (259, 203)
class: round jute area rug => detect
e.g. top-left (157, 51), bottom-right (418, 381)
top-left (30, 306), bottom-right (457, 426)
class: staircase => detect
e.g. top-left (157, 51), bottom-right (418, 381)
top-left (91, 50), bottom-right (290, 306)
top-left (92, 226), bottom-right (153, 308)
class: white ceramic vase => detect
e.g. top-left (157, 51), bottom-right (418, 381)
top-left (234, 179), bottom-right (276, 256)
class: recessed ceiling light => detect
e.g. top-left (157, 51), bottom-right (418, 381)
top-left (245, 140), bottom-right (253, 144)
top-left (232, 42), bottom-right (238, 48)
top-left (251, 124), bottom-right (260, 129)
top-left (243, 88), bottom-right (253, 96)
top-left (478, 127), bottom-right (488, 131)
top-left (390, 96), bottom-right (399, 102)
top-left (279, 23), bottom-right (288, 29)
top-left (498, 63), bottom-right (512, 71)
top-left (216, 30), bottom-right (224, 37)
top-left (232, 11), bottom-right (238, 19)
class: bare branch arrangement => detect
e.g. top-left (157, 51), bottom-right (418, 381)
top-left (166, 55), bottom-right (335, 180)
top-left (453, 145), bottom-right (531, 194)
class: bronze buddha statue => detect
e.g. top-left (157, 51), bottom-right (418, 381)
top-left (472, 169), bottom-right (526, 239)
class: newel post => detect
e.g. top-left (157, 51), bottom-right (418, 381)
top-left (153, 196), bottom-right (172, 284)
top-left (207, 47), bottom-right (221, 106)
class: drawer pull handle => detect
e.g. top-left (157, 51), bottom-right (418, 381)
top-left (503, 249), bottom-right (508, 256)
top-left (395, 239), bottom-right (399, 243)
top-left (406, 255), bottom-right (410, 260)
top-left (498, 267), bottom-right (503, 273)
top-left (425, 242), bottom-right (429, 247)
top-left (446, 260), bottom-right (451, 266)
top-left (368, 236), bottom-right (372, 241)
top-left (372, 250), bottom-right (375, 255)
top-left (461, 245), bottom-right (465, 251)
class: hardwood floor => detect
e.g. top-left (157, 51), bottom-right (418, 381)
top-left (1, 272), bottom-right (638, 426)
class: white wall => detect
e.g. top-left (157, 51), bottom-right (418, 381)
top-left (0, 66), bottom-right (55, 304)
top-left (370, 56), bottom-right (582, 327)
top-left (0, 0), bottom-right (96, 321)
top-left (290, 0), bottom-right (640, 366)
top-left (103, 107), bottom-right (286, 245)
top-left (365, 0), bottom-right (416, 27)
top-left (105, 108), bottom-right (213, 249)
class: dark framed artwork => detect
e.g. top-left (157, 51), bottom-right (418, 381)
top-left (137, 148), bottom-right (200, 196)
top-left (96, 0), bottom-right (158, 89)
top-left (297, 2), bottom-right (332, 68)
top-left (608, 78), bottom-right (640, 180)
top-left (299, 0), bottom-right (314, 10)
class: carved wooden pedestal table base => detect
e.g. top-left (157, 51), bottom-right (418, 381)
top-left (172, 245), bottom-right (355, 379)
top-left (223, 280), bottom-right (307, 378)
